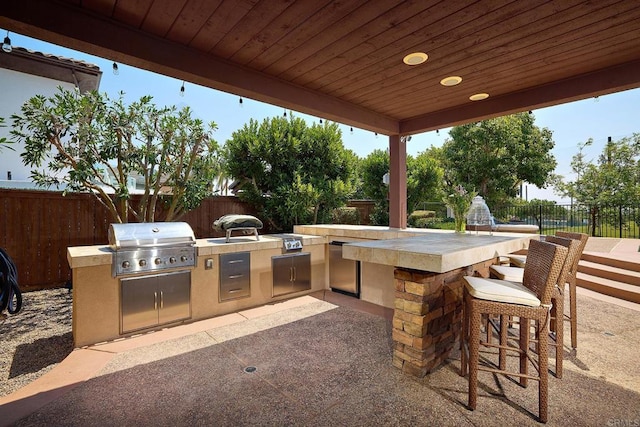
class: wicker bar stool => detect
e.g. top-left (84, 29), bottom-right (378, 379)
top-left (492, 232), bottom-right (588, 350)
top-left (488, 236), bottom-right (580, 378)
top-left (461, 239), bottom-right (568, 423)
top-left (555, 232), bottom-right (589, 349)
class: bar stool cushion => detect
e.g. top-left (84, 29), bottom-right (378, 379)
top-left (508, 254), bottom-right (527, 268)
top-left (463, 276), bottom-right (540, 307)
top-left (489, 265), bottom-right (525, 282)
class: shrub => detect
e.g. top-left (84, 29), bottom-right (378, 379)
top-left (408, 210), bottom-right (435, 227)
top-left (332, 207), bottom-right (360, 224)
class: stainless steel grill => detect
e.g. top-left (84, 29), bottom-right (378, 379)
top-left (108, 222), bottom-right (196, 277)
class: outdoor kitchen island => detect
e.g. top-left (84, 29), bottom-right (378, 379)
top-left (67, 233), bottom-right (326, 347)
top-left (294, 225), bottom-right (534, 377)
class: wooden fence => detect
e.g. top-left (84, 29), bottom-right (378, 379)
top-left (0, 189), bottom-right (257, 291)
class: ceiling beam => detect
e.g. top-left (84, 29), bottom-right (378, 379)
top-left (400, 59), bottom-right (640, 134)
top-left (0, 0), bottom-right (399, 135)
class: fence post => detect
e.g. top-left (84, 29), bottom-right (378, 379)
top-left (619, 206), bottom-right (623, 239)
top-left (539, 204), bottom-right (543, 235)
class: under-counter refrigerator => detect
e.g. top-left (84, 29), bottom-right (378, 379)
top-left (328, 241), bottom-right (360, 297)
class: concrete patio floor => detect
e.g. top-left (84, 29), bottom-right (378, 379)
top-left (1, 289), bottom-right (639, 426)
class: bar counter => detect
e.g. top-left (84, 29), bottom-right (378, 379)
top-left (340, 231), bottom-right (533, 377)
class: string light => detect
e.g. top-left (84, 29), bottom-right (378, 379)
top-left (283, 109), bottom-right (287, 117)
top-left (350, 127), bottom-right (354, 134)
top-left (180, 81), bottom-right (185, 97)
top-left (239, 97), bottom-right (243, 107)
top-left (2, 31), bottom-right (12, 53)
top-left (112, 62), bottom-right (119, 75)
top-left (319, 118), bottom-right (323, 124)
top-left (436, 129), bottom-right (439, 135)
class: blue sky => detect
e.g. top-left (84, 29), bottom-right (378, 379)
top-left (5, 31), bottom-right (640, 203)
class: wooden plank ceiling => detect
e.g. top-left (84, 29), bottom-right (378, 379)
top-left (2, 0), bottom-right (640, 136)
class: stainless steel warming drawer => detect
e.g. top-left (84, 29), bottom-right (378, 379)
top-left (219, 252), bottom-right (251, 301)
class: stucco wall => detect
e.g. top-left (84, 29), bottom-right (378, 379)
top-left (0, 68), bottom-right (76, 182)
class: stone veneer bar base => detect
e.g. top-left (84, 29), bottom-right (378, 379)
top-left (392, 258), bottom-right (496, 377)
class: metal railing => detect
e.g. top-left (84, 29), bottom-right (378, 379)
top-left (417, 202), bottom-right (640, 238)
top-left (490, 204), bottom-right (640, 238)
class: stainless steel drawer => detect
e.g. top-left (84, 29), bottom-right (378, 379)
top-left (219, 252), bottom-right (250, 301)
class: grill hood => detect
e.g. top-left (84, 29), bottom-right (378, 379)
top-left (108, 222), bottom-right (196, 251)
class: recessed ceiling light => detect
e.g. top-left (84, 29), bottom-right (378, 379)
top-left (469, 93), bottom-right (489, 101)
top-left (403, 52), bottom-right (428, 66)
top-left (440, 76), bottom-right (462, 86)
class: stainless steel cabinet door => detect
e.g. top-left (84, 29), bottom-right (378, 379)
top-left (157, 271), bottom-right (191, 325)
top-left (272, 255), bottom-right (293, 297)
top-left (121, 271), bottom-right (191, 334)
top-left (272, 253), bottom-right (311, 296)
top-left (292, 253), bottom-right (311, 293)
top-left (121, 275), bottom-right (159, 333)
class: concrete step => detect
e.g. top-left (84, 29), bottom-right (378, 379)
top-left (576, 272), bottom-right (640, 304)
top-left (578, 260), bottom-right (640, 287)
top-left (581, 251), bottom-right (640, 273)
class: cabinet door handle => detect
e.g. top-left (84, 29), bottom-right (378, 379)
top-left (292, 266), bottom-right (296, 282)
top-left (229, 260), bottom-right (244, 264)
top-left (160, 291), bottom-right (164, 309)
top-left (228, 289), bottom-right (243, 293)
top-left (289, 267), bottom-right (293, 282)
top-left (154, 291), bottom-right (158, 310)
top-left (229, 274), bottom-right (243, 279)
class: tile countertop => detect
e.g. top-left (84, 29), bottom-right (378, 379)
top-left (67, 234), bottom-right (326, 269)
top-left (341, 232), bottom-right (535, 273)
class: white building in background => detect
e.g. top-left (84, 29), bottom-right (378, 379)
top-left (0, 46), bottom-right (101, 188)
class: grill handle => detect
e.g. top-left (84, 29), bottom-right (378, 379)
top-left (117, 241), bottom-right (194, 249)
top-left (154, 292), bottom-right (158, 310)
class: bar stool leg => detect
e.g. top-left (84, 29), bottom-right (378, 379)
top-left (519, 317), bottom-right (530, 388)
top-left (538, 317), bottom-right (549, 423)
top-left (499, 314), bottom-right (508, 370)
top-left (569, 279), bottom-right (578, 349)
top-left (468, 305), bottom-right (481, 410)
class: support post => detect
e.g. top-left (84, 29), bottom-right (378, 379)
top-left (389, 134), bottom-right (407, 229)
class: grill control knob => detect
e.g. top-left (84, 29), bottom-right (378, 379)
top-left (122, 261), bottom-right (130, 269)
top-left (180, 255), bottom-right (188, 262)
top-left (169, 257), bottom-right (177, 264)
top-left (139, 259), bottom-right (147, 267)
top-left (155, 258), bottom-right (162, 265)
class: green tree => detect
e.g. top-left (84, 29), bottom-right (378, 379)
top-left (555, 135), bottom-right (640, 235)
top-left (442, 112), bottom-right (556, 208)
top-left (0, 117), bottom-right (13, 151)
top-left (359, 146), bottom-right (444, 224)
top-left (11, 88), bottom-right (220, 223)
top-left (557, 136), bottom-right (640, 206)
top-left (407, 148), bottom-right (444, 213)
top-left (359, 149), bottom-right (390, 225)
top-left (222, 115), bottom-right (356, 231)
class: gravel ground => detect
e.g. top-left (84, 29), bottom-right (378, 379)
top-left (0, 288), bottom-right (73, 398)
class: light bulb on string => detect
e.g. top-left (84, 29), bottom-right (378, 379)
top-left (2, 31), bottom-right (12, 53)
top-left (283, 109), bottom-right (287, 117)
top-left (350, 127), bottom-right (354, 135)
top-left (239, 97), bottom-right (244, 107)
top-left (319, 118), bottom-right (323, 124)
top-left (180, 81), bottom-right (185, 97)
top-left (112, 62), bottom-right (119, 75)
